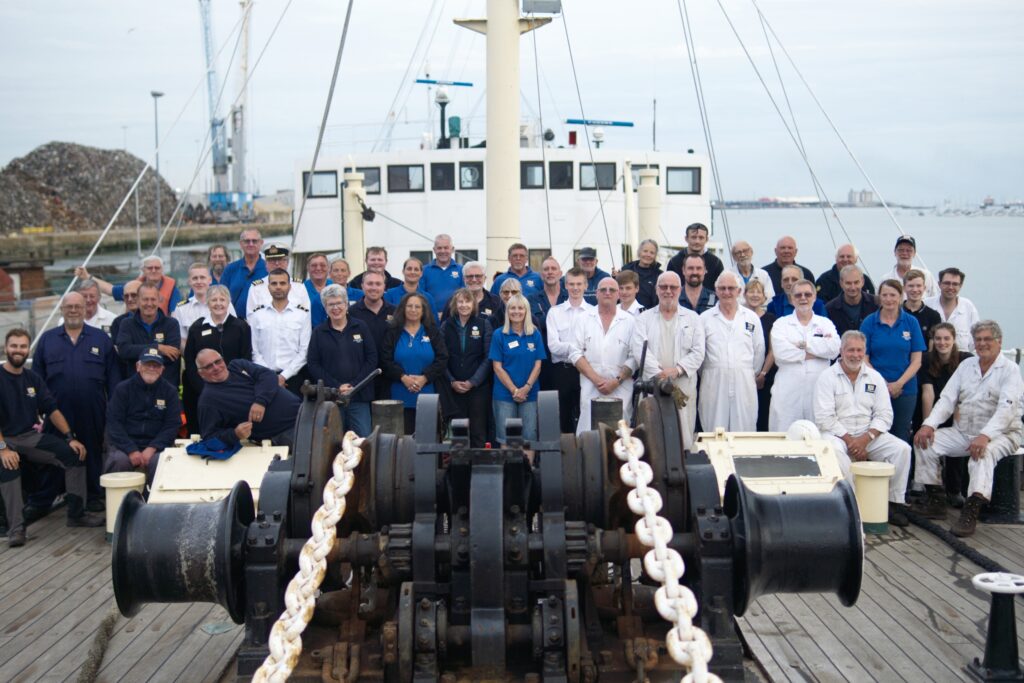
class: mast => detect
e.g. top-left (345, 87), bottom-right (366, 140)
top-left (231, 0), bottom-right (251, 197)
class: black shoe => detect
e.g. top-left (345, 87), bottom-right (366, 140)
top-left (911, 485), bottom-right (947, 520)
top-left (948, 492), bottom-right (965, 509)
top-left (888, 503), bottom-right (910, 528)
top-left (22, 505), bottom-right (48, 524)
top-left (0, 517), bottom-right (8, 536)
top-left (51, 493), bottom-right (67, 510)
top-left (66, 512), bottom-right (105, 528)
top-left (8, 530), bottom-right (26, 548)
top-left (86, 498), bottom-right (105, 513)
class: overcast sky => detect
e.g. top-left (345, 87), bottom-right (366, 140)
top-left (1, 0), bottom-right (1021, 206)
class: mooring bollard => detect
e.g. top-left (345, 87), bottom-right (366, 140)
top-left (372, 399), bottom-right (405, 436)
top-left (967, 572), bottom-right (1024, 682)
top-left (591, 397), bottom-right (623, 432)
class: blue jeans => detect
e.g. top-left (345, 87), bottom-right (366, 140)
top-left (340, 402), bottom-right (371, 438)
top-left (493, 400), bottom-right (538, 444)
top-left (889, 392), bottom-right (916, 446)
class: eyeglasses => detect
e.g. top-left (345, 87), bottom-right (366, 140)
top-left (241, 239), bottom-right (261, 244)
top-left (597, 287), bottom-right (617, 293)
top-left (717, 286), bottom-right (740, 292)
top-left (464, 273), bottom-right (484, 279)
top-left (792, 292), bottom-right (814, 299)
top-left (326, 301), bottom-right (347, 309)
top-left (657, 285), bottom-right (680, 291)
top-left (197, 358), bottom-right (225, 372)
top-left (123, 293), bottom-right (138, 300)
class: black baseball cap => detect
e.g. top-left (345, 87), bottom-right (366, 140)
top-left (579, 247), bottom-right (597, 259)
top-left (894, 235), bottom-right (916, 249)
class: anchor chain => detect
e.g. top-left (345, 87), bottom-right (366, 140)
top-left (613, 421), bottom-right (721, 683)
top-left (253, 431), bottom-right (365, 683)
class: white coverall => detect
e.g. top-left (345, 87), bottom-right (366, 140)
top-left (914, 355), bottom-right (1024, 499)
top-left (698, 305), bottom-right (765, 433)
top-left (632, 306), bottom-right (705, 448)
top-left (769, 314), bottom-right (840, 431)
top-left (570, 307), bottom-right (637, 436)
top-left (814, 362), bottom-right (911, 503)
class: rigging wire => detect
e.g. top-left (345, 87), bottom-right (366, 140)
top-left (559, 3), bottom-right (616, 269)
top-left (529, 17), bottom-right (554, 251)
top-left (356, 199), bottom-right (477, 265)
top-left (557, 175), bottom-right (625, 271)
top-left (676, 0), bottom-right (733, 252)
top-left (289, 0), bottom-right (357, 255)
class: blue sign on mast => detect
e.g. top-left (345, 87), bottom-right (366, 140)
top-left (565, 118), bottom-right (634, 127)
top-left (415, 79), bottom-right (474, 88)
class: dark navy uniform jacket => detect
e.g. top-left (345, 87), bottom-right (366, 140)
top-left (198, 359), bottom-right (300, 445)
top-left (0, 366), bottom-right (58, 437)
top-left (440, 315), bottom-right (493, 386)
top-left (107, 373), bottom-right (181, 454)
top-left (680, 287), bottom-right (718, 315)
top-left (527, 288), bottom-right (567, 322)
top-left (307, 319), bottom-right (379, 403)
top-left (667, 251), bottom-right (724, 291)
top-left (621, 260), bottom-right (663, 310)
top-left (115, 310), bottom-right (181, 383)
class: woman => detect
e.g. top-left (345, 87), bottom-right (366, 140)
top-left (489, 293), bottom-right (545, 443)
top-left (307, 285), bottom-right (378, 436)
top-left (183, 284), bottom-right (252, 434)
top-left (440, 288), bottom-right (493, 446)
top-left (381, 292), bottom-right (449, 434)
top-left (920, 322), bottom-right (973, 504)
top-left (621, 239), bottom-right (663, 310)
top-left (383, 258), bottom-right (436, 312)
top-left (860, 279), bottom-right (926, 445)
top-left (330, 257), bottom-right (364, 303)
top-left (743, 279), bottom-right (776, 431)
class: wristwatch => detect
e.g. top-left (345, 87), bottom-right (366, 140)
top-left (0, 440), bottom-right (7, 451)
top-left (867, 430), bottom-right (878, 441)
top-left (64, 431), bottom-right (77, 442)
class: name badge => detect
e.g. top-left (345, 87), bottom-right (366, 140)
top-left (90, 346), bottom-right (100, 355)
top-left (470, 326), bottom-right (480, 338)
top-left (483, 308), bottom-right (493, 315)
top-left (902, 331), bottom-right (911, 340)
top-left (156, 399), bottom-right (166, 410)
top-left (155, 333), bottom-right (165, 342)
top-left (865, 384), bottom-right (876, 394)
top-left (386, 314), bottom-right (394, 322)
top-left (353, 334), bottom-right (363, 343)
top-left (744, 322), bottom-right (755, 333)
top-left (422, 336), bottom-right (430, 342)
top-left (202, 329), bottom-right (213, 336)
top-left (508, 340), bottom-right (520, 349)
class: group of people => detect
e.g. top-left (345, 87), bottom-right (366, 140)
top-left (0, 224), bottom-right (1019, 548)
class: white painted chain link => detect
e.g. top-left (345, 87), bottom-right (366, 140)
top-left (613, 421), bottom-right (721, 683)
top-left (252, 431), bottom-right (365, 683)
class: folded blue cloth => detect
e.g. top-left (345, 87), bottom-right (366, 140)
top-left (186, 437), bottom-right (243, 461)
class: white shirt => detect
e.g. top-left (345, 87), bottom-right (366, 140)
top-left (881, 264), bottom-right (938, 299)
top-left (633, 305), bottom-right (705, 379)
top-left (699, 305), bottom-right (765, 373)
top-left (546, 299), bottom-right (595, 363)
top-left (728, 265), bottom-right (776, 303)
top-left (924, 355), bottom-right (1024, 441)
top-left (85, 307), bottom-right (118, 334)
top-left (620, 300), bottom-right (645, 317)
top-left (172, 297), bottom-right (237, 340)
top-left (248, 301), bottom-right (312, 379)
top-left (568, 307), bottom-right (637, 377)
top-left (771, 313), bottom-right (841, 374)
top-left (814, 362), bottom-right (894, 438)
top-left (924, 295), bottom-right (979, 351)
top-left (246, 279), bottom-right (311, 318)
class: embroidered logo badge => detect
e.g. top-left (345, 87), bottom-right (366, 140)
top-left (902, 331), bottom-right (911, 340)
top-left (26, 386), bottom-right (36, 397)
top-left (527, 342), bottom-right (535, 351)
top-left (353, 334), bottom-right (363, 343)
top-left (744, 322), bottom-right (755, 333)
top-left (90, 346), bottom-right (100, 355)
top-left (155, 333), bottom-right (165, 342)
top-left (422, 336), bottom-right (430, 342)
top-left (156, 399), bottom-right (166, 410)
top-left (865, 384), bottom-right (876, 393)
top-left (451, 271), bottom-right (460, 279)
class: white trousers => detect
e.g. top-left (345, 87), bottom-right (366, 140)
top-left (827, 433), bottom-right (911, 504)
top-left (698, 367), bottom-right (757, 434)
top-left (914, 427), bottom-right (1020, 499)
top-left (577, 378), bottom-right (634, 436)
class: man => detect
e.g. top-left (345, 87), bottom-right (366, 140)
top-left (545, 269), bottom-right (594, 433)
top-left (925, 267), bottom-right (979, 351)
top-left (666, 223), bottom-right (724, 290)
top-left (115, 282), bottom-right (182, 386)
top-left (330, 257), bottom-right (365, 304)
top-left (460, 260), bottom-right (503, 327)
top-left (815, 330), bottom-right (911, 526)
top-left (825, 265), bottom-right (879, 336)
top-left (303, 253), bottom-right (332, 328)
top-left (768, 265), bottom-right (827, 317)
top-left (31, 292), bottom-right (120, 512)
top-left (762, 235), bottom-right (814, 294)
top-left (815, 244), bottom-right (875, 304)
top-left (221, 228), bottom-right (267, 313)
top-left (104, 345), bottom-right (182, 486)
top-left (173, 263), bottom-right (236, 341)
top-left (913, 321), bottom-right (1024, 537)
top-left (727, 241), bottom-right (775, 304)
top-left (576, 247), bottom-right (611, 302)
top-left (110, 280), bottom-right (142, 378)
top-left (679, 253), bottom-right (717, 314)
top-left (76, 279), bottom-right (117, 334)
top-left (634, 272), bottom-right (706, 447)
top-left (248, 269), bottom-right (312, 394)
top-left (349, 270), bottom-right (396, 400)
top-left (902, 269), bottom-right (942, 341)
top-left (616, 270), bottom-right (644, 315)
top-left (769, 279), bottom-right (840, 430)
top-left (349, 246), bottom-right (402, 291)
top-left (207, 244), bottom-right (230, 284)
top-left (699, 272), bottom-right (765, 434)
top-left (881, 235), bottom-right (938, 299)
top-left (569, 277), bottom-right (636, 435)
top-left (1, 329), bottom-right (103, 547)
top-left (76, 255), bottom-right (179, 315)
top-left (421, 233), bottom-right (464, 312)
top-left (245, 244), bottom-right (311, 319)
top-left (527, 256), bottom-right (567, 321)
top-left (491, 242), bottom-right (543, 295)
top-left (196, 350), bottom-right (301, 448)
top-left (383, 258), bottom-right (438, 312)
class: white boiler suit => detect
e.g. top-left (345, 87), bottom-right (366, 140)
top-left (914, 355), bottom-right (1024, 499)
top-left (769, 314), bottom-right (840, 431)
top-left (698, 305), bottom-right (764, 433)
top-left (814, 361), bottom-right (911, 503)
top-left (570, 308), bottom-right (637, 436)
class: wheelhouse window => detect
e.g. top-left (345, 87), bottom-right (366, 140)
top-left (460, 161), bottom-right (484, 190)
top-left (301, 171), bottom-right (338, 198)
top-left (387, 165), bottom-right (425, 193)
top-left (666, 167), bottom-right (701, 195)
top-left (549, 161), bottom-right (573, 189)
top-left (630, 164), bottom-right (660, 191)
top-left (356, 167), bottom-right (381, 195)
top-left (521, 161), bottom-right (545, 189)
top-left (580, 162), bottom-right (616, 191)
top-left (431, 163), bottom-right (455, 191)
top-left (528, 248), bottom-right (551, 272)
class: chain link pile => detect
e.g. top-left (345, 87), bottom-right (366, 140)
top-left (252, 431), bottom-right (365, 683)
top-left (613, 421), bottom-right (721, 683)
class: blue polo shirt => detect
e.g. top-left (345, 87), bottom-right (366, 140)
top-left (488, 328), bottom-right (546, 402)
top-left (383, 286), bottom-right (437, 315)
top-left (491, 268), bottom-right (544, 296)
top-left (860, 310), bottom-right (926, 394)
top-left (421, 260), bottom-right (464, 312)
top-left (767, 293), bottom-right (826, 317)
top-left (304, 278), bottom-right (331, 328)
top-left (391, 326), bottom-right (438, 408)
top-left (221, 256), bottom-right (268, 315)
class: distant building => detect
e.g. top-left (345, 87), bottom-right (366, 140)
top-left (848, 189), bottom-right (875, 206)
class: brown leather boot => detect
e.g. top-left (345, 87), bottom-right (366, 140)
top-left (912, 485), bottom-right (947, 519)
top-left (951, 493), bottom-right (986, 537)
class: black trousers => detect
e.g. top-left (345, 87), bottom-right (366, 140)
top-left (447, 382), bottom-right (491, 447)
top-left (548, 362), bottom-right (581, 435)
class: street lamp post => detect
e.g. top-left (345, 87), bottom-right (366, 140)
top-left (151, 90), bottom-right (164, 243)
